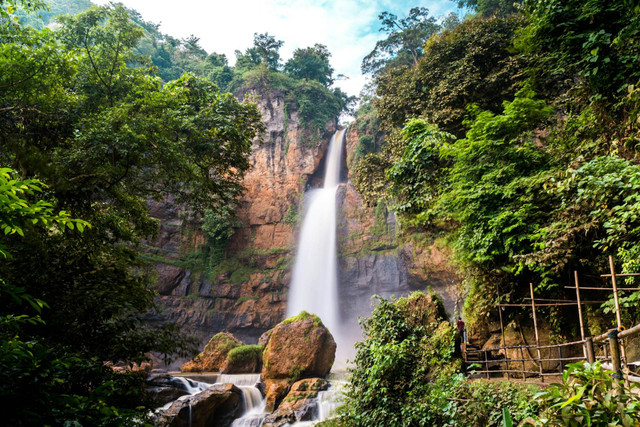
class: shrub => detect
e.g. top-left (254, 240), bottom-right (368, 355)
top-left (535, 361), bottom-right (640, 426)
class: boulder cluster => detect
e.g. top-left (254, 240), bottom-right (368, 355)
top-left (154, 311), bottom-right (336, 426)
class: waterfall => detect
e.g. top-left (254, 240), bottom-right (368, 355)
top-left (286, 129), bottom-right (345, 336)
top-left (217, 374), bottom-right (261, 387)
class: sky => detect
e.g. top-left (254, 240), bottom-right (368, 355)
top-left (92, 0), bottom-right (462, 97)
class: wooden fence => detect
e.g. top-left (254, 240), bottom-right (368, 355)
top-left (463, 255), bottom-right (640, 389)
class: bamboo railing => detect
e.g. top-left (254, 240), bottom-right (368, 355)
top-left (463, 255), bottom-right (640, 390)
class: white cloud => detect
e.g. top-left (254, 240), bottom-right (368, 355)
top-left (93, 0), bottom-right (458, 96)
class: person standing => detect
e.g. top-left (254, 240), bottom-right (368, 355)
top-left (456, 316), bottom-right (466, 351)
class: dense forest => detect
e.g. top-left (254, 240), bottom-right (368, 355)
top-left (352, 0), bottom-right (640, 333)
top-left (341, 0), bottom-right (640, 425)
top-left (2, 0), bottom-right (640, 425)
top-left (0, 0), bottom-right (349, 424)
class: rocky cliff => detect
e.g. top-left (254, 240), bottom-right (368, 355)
top-left (337, 126), bottom-right (461, 325)
top-left (145, 90), bottom-right (336, 345)
top-left (145, 92), bottom-right (462, 352)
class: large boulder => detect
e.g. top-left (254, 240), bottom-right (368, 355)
top-left (145, 374), bottom-right (189, 407)
top-left (261, 311), bottom-right (336, 411)
top-left (182, 332), bottom-right (242, 372)
top-left (154, 383), bottom-right (243, 427)
top-left (262, 311), bottom-right (336, 381)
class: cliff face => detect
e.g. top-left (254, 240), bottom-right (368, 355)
top-left (337, 126), bottom-right (461, 323)
top-left (146, 94), bottom-right (462, 350)
top-left (146, 90), bottom-right (336, 344)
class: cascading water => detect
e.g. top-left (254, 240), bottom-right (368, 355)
top-left (286, 129), bottom-right (345, 336)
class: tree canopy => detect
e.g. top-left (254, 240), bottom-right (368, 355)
top-left (361, 7), bottom-right (439, 76)
top-left (285, 43), bottom-right (334, 86)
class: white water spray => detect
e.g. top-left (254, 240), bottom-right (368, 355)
top-left (286, 129), bottom-right (345, 336)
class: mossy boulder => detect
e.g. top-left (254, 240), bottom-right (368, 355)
top-left (261, 311), bottom-right (336, 411)
top-left (181, 332), bottom-right (242, 372)
top-left (221, 344), bottom-right (263, 374)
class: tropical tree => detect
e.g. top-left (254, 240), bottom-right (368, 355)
top-left (285, 43), bottom-right (334, 86)
top-left (236, 32), bottom-right (284, 71)
top-left (361, 7), bottom-right (439, 76)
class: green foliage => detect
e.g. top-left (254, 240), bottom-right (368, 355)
top-left (285, 43), bottom-right (334, 86)
top-left (375, 15), bottom-right (527, 137)
top-left (282, 310), bottom-right (323, 327)
top-left (203, 332), bottom-right (239, 354)
top-left (0, 3), bottom-right (269, 422)
top-left (454, 0), bottom-right (522, 17)
top-left (535, 361), bottom-right (640, 426)
top-left (362, 7), bottom-right (440, 76)
top-left (352, 153), bottom-right (392, 206)
top-left (340, 291), bottom-right (540, 426)
top-left (292, 79), bottom-right (350, 132)
top-left (201, 205), bottom-right (240, 269)
top-left (386, 120), bottom-right (455, 226)
top-left (455, 380), bottom-right (540, 426)
top-left (519, 0), bottom-right (640, 108)
top-left (0, 166), bottom-right (157, 426)
top-left (226, 344), bottom-right (262, 364)
top-left (13, 0), bottom-right (92, 29)
top-left (284, 202), bottom-right (299, 226)
top-left (0, 168), bottom-right (89, 257)
top-left (341, 292), bottom-right (456, 425)
top-left (236, 32), bottom-right (284, 71)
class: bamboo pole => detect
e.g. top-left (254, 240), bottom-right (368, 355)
top-left (608, 329), bottom-right (624, 393)
top-left (574, 271), bottom-right (588, 359)
top-left (496, 283), bottom-right (509, 379)
top-left (574, 271), bottom-right (586, 341)
top-left (558, 346), bottom-right (564, 373)
top-left (484, 350), bottom-right (490, 380)
top-left (519, 346), bottom-right (526, 380)
top-left (609, 255), bottom-right (623, 329)
top-left (619, 322), bottom-right (640, 339)
top-left (608, 255), bottom-right (630, 387)
top-left (585, 338), bottom-right (595, 364)
top-left (530, 283), bottom-right (544, 382)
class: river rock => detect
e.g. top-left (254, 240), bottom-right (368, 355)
top-left (261, 311), bottom-right (335, 411)
top-left (262, 378), bottom-right (329, 425)
top-left (182, 332), bottom-right (242, 372)
top-left (262, 311), bottom-right (336, 381)
top-left (155, 383), bottom-right (243, 427)
top-left (145, 374), bottom-right (190, 406)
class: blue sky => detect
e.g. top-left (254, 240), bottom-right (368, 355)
top-left (93, 0), bottom-right (462, 96)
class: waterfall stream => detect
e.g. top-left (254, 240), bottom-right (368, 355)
top-left (286, 128), bottom-right (345, 337)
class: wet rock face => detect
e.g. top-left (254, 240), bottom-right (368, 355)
top-left (154, 383), bottom-right (243, 427)
top-left (339, 253), bottom-right (410, 318)
top-left (231, 92), bottom-right (336, 252)
top-left (336, 181), bottom-right (462, 322)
